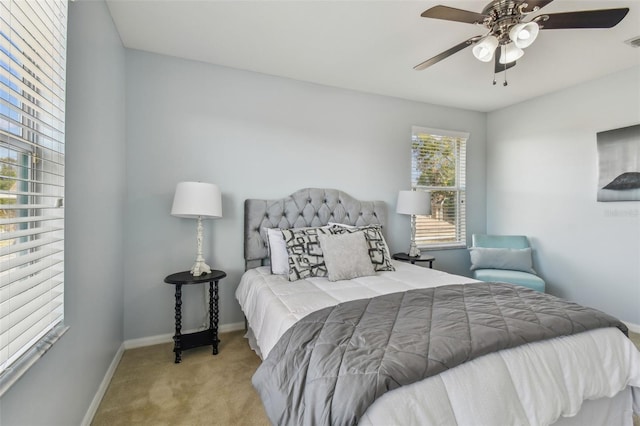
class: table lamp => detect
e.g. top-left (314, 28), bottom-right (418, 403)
top-left (171, 182), bottom-right (222, 276)
top-left (396, 190), bottom-right (431, 257)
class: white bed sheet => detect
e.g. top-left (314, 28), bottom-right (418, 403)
top-left (236, 261), bottom-right (640, 425)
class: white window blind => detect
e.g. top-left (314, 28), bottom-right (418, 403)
top-left (411, 126), bottom-right (468, 248)
top-left (0, 0), bottom-right (67, 394)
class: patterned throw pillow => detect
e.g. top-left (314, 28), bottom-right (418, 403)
top-left (281, 227), bottom-right (332, 281)
top-left (329, 224), bottom-right (395, 272)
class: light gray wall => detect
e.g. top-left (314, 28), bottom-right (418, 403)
top-left (486, 66), bottom-right (640, 325)
top-left (0, 2), bottom-right (126, 424)
top-left (123, 50), bottom-right (487, 340)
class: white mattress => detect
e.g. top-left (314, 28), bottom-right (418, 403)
top-left (236, 261), bottom-right (640, 425)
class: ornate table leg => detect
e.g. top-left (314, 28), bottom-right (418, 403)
top-left (174, 284), bottom-right (183, 363)
top-left (212, 280), bottom-right (219, 355)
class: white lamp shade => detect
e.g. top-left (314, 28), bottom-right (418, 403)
top-left (472, 35), bottom-right (498, 62)
top-left (499, 43), bottom-right (524, 64)
top-left (509, 22), bottom-right (539, 49)
top-left (171, 181), bottom-right (222, 219)
top-left (396, 190), bottom-right (431, 216)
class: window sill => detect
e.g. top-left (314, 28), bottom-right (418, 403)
top-left (0, 323), bottom-right (69, 398)
top-left (418, 243), bottom-right (466, 251)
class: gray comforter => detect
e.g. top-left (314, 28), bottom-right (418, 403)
top-left (252, 282), bottom-right (627, 426)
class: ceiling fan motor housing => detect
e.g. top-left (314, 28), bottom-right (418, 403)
top-left (481, 0), bottom-right (539, 44)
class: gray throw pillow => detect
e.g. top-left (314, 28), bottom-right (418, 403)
top-left (469, 247), bottom-right (536, 274)
top-left (329, 224), bottom-right (395, 272)
top-left (318, 232), bottom-right (376, 282)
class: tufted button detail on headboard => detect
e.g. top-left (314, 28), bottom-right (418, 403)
top-left (244, 189), bottom-right (387, 264)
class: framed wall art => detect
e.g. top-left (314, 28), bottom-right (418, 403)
top-left (597, 124), bottom-right (640, 202)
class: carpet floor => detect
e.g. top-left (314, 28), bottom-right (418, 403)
top-left (92, 331), bottom-right (269, 426)
top-left (92, 330), bottom-right (640, 425)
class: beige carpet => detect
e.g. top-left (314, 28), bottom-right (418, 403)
top-left (93, 330), bottom-right (640, 425)
top-left (92, 331), bottom-right (269, 425)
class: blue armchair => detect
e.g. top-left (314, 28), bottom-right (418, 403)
top-left (469, 234), bottom-right (546, 292)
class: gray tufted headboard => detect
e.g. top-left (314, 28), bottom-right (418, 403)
top-left (244, 188), bottom-right (387, 269)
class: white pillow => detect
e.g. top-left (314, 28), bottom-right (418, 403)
top-left (318, 232), bottom-right (376, 282)
top-left (469, 247), bottom-right (536, 274)
top-left (266, 228), bottom-right (289, 275)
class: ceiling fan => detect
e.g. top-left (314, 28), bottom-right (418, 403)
top-left (414, 0), bottom-right (629, 85)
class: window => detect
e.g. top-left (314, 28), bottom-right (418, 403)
top-left (0, 0), bottom-right (67, 395)
top-left (411, 126), bottom-right (468, 249)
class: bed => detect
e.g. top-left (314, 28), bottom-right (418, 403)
top-left (236, 188), bottom-right (640, 426)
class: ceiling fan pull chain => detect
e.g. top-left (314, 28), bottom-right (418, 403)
top-left (503, 49), bottom-right (508, 87)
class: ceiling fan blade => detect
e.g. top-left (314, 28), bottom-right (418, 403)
top-left (537, 8), bottom-right (629, 29)
top-left (421, 5), bottom-right (486, 25)
top-left (494, 47), bottom-right (516, 73)
top-left (414, 37), bottom-right (481, 71)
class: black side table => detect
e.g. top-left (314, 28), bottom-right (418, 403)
top-left (392, 252), bottom-right (435, 268)
top-left (164, 270), bottom-right (227, 363)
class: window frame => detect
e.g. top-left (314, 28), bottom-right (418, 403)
top-left (410, 126), bottom-right (468, 250)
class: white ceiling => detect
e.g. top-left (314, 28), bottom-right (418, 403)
top-left (105, 0), bottom-right (640, 112)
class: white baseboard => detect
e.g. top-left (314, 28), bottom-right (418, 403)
top-left (81, 342), bottom-right (125, 426)
top-left (123, 332), bottom-right (174, 350)
top-left (624, 321), bottom-right (640, 334)
top-left (123, 321), bottom-right (246, 349)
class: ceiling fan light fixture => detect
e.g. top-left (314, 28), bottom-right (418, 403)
top-left (472, 35), bottom-right (498, 62)
top-left (509, 22), bottom-right (539, 48)
top-left (499, 43), bottom-right (524, 64)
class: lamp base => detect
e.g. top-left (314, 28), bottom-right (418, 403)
top-left (190, 260), bottom-right (211, 277)
top-left (408, 242), bottom-right (420, 258)
top-left (191, 216), bottom-right (211, 276)
top-left (408, 215), bottom-right (420, 257)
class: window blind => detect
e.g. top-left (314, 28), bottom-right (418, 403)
top-left (0, 0), bottom-right (67, 393)
top-left (411, 126), bottom-right (468, 248)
